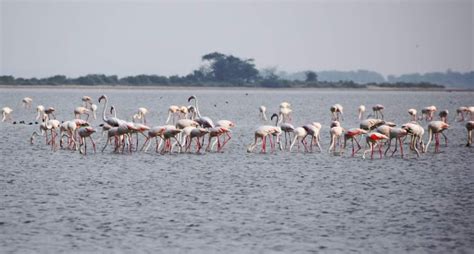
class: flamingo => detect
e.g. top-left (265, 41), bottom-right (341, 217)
top-left (280, 102), bottom-right (291, 109)
top-left (185, 128), bottom-right (209, 153)
top-left (401, 122), bottom-right (425, 157)
top-left (455, 106), bottom-right (468, 122)
top-left (362, 132), bottom-right (389, 159)
top-left (187, 95), bottom-right (202, 118)
top-left (101, 127), bottom-right (120, 153)
top-left (59, 120), bottom-right (79, 149)
top-left (90, 104), bottom-right (98, 120)
top-left (383, 127), bottom-right (408, 158)
top-left (408, 108), bottom-right (417, 121)
top-left (98, 95), bottom-right (123, 127)
top-left (289, 127), bottom-right (309, 152)
top-left (438, 110), bottom-right (449, 123)
top-left (133, 107), bottom-right (149, 125)
top-left (360, 118), bottom-right (385, 131)
top-left (466, 121), bottom-right (474, 147)
top-left (358, 105), bottom-right (366, 120)
top-left (214, 120), bottom-right (235, 150)
top-left (1, 107), bottom-right (13, 122)
top-left (328, 121), bottom-right (344, 155)
top-left (166, 105), bottom-right (181, 124)
top-left (247, 126), bottom-right (281, 153)
top-left (160, 127), bottom-right (183, 154)
top-left (195, 116), bottom-right (215, 128)
top-left (424, 121), bottom-right (449, 153)
top-left (343, 128), bottom-right (368, 157)
top-left (370, 104), bottom-right (385, 119)
top-left (141, 126), bottom-right (168, 152)
top-left (179, 106), bottom-right (188, 119)
top-left (421, 105), bottom-right (437, 121)
top-left (82, 96), bottom-right (93, 107)
top-left (74, 106), bottom-right (90, 120)
top-left (36, 105), bottom-right (45, 120)
top-left (468, 106), bottom-right (474, 121)
top-left (259, 105), bottom-right (268, 121)
top-left (271, 113), bottom-right (294, 149)
top-left (44, 107), bottom-right (56, 119)
top-left (78, 127), bottom-right (96, 154)
top-left (302, 123), bottom-right (322, 152)
top-left (22, 97), bottom-right (33, 109)
top-left (330, 104), bottom-right (344, 121)
top-left (206, 126), bottom-right (231, 152)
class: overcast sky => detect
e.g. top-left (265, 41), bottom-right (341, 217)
top-left (1, 0), bottom-right (472, 78)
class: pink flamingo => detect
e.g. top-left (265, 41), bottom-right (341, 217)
top-left (466, 121), bottom-right (474, 146)
top-left (78, 127), bottom-right (96, 154)
top-left (328, 121), bottom-right (344, 155)
top-left (330, 104), bottom-right (344, 121)
top-left (343, 128), bottom-right (368, 157)
top-left (362, 132), bottom-right (389, 159)
top-left (401, 122), bottom-right (425, 157)
top-left (424, 121), bottom-right (449, 153)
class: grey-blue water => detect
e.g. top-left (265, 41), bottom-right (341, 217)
top-left (1, 87), bottom-right (473, 253)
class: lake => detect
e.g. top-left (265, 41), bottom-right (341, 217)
top-left (1, 87), bottom-right (473, 253)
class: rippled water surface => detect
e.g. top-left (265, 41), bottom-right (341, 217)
top-left (1, 87), bottom-right (473, 253)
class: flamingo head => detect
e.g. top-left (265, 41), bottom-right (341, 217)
top-left (188, 95), bottom-right (196, 102)
top-left (270, 113), bottom-right (278, 121)
top-left (98, 95), bottom-right (107, 103)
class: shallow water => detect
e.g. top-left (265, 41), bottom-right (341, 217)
top-left (1, 88), bottom-right (473, 253)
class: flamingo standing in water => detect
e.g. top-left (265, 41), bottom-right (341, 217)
top-left (185, 128), bottom-right (209, 153)
top-left (160, 127), bottom-right (183, 154)
top-left (1, 107), bottom-right (13, 122)
top-left (383, 127), bottom-right (408, 158)
top-left (360, 118), bottom-right (385, 131)
top-left (468, 106), bottom-right (474, 121)
top-left (424, 121), bottom-right (449, 153)
top-left (343, 128), bottom-right (367, 157)
top-left (455, 106), bottom-right (468, 122)
top-left (466, 121), bottom-right (474, 146)
top-left (328, 121), bottom-right (344, 155)
top-left (371, 104), bottom-right (385, 119)
top-left (302, 122), bottom-right (322, 152)
top-left (44, 107), bottom-right (56, 120)
top-left (78, 127), bottom-right (96, 154)
top-left (98, 95), bottom-right (123, 127)
top-left (259, 105), bottom-right (268, 121)
top-left (408, 109), bottom-right (417, 121)
top-left (289, 127), bottom-right (308, 152)
top-left (421, 105), bottom-right (437, 121)
top-left (362, 132), bottom-right (389, 159)
top-left (74, 106), bottom-right (90, 120)
top-left (206, 126), bottom-right (231, 152)
top-left (36, 105), bottom-right (45, 121)
top-left (401, 122), bottom-right (425, 157)
top-left (247, 126), bottom-right (281, 153)
top-left (22, 97), bottom-right (33, 109)
top-left (133, 107), bottom-right (149, 125)
top-left (358, 105), bottom-right (366, 120)
top-left (271, 113), bottom-right (294, 149)
top-left (330, 104), bottom-right (344, 121)
top-left (438, 110), bottom-right (449, 123)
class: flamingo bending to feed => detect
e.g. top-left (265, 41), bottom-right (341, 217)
top-left (259, 106), bottom-right (268, 121)
top-left (302, 122), bottom-right (322, 152)
top-left (141, 126), bottom-right (169, 152)
top-left (455, 106), bottom-right (468, 122)
top-left (358, 105), bottom-right (366, 120)
top-left (133, 107), bottom-right (149, 125)
top-left (401, 122), bottom-right (425, 157)
top-left (466, 121), bottom-right (474, 146)
top-left (343, 128), bottom-right (367, 157)
top-left (22, 97), bottom-right (33, 109)
top-left (78, 127), bottom-right (96, 154)
top-left (421, 106), bottom-right (437, 121)
top-left (362, 132), bottom-right (389, 159)
top-left (360, 118), bottom-right (385, 131)
top-left (370, 104), bottom-right (385, 119)
top-left (330, 104), bottom-right (344, 121)
top-left (160, 127), bottom-right (183, 154)
top-left (289, 127), bottom-right (309, 152)
top-left (44, 107), bottom-right (56, 119)
top-left (424, 121), bottom-right (449, 153)
top-left (328, 121), bottom-right (344, 155)
top-left (383, 127), bottom-right (408, 158)
top-left (247, 126), bottom-right (281, 153)
top-left (206, 126), bottom-right (232, 152)
top-left (1, 107), bottom-right (13, 122)
top-left (74, 106), bottom-right (90, 120)
top-left (185, 128), bottom-right (209, 153)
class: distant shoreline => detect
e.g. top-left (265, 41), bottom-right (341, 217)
top-left (0, 84), bottom-right (468, 92)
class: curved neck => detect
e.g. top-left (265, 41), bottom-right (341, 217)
top-left (101, 97), bottom-right (108, 121)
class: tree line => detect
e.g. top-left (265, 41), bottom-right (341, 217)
top-left (0, 52), bottom-right (445, 89)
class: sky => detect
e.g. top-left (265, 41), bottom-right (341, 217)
top-left (1, 0), bottom-right (472, 78)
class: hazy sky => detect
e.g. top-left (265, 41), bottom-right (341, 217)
top-left (1, 0), bottom-right (472, 78)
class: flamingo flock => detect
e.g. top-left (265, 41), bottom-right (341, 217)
top-left (1, 94), bottom-right (473, 159)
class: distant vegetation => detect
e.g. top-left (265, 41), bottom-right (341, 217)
top-left (0, 52), bottom-right (450, 89)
